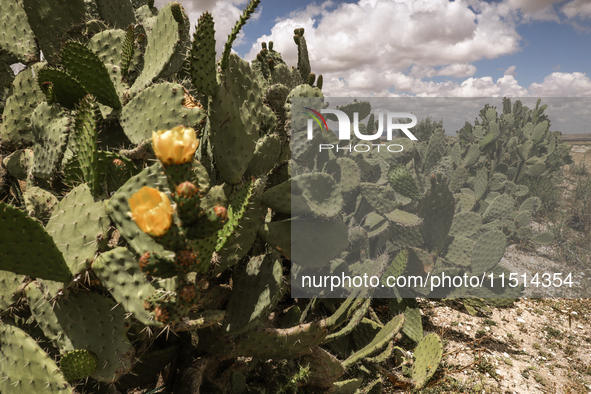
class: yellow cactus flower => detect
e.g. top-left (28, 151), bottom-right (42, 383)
top-left (128, 187), bottom-right (174, 237)
top-left (152, 125), bottom-right (199, 165)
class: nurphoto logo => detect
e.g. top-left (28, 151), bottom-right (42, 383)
top-left (304, 107), bottom-right (418, 152)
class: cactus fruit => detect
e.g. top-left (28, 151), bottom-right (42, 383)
top-left (59, 349), bottom-right (99, 381)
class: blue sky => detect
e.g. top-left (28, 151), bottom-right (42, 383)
top-left (159, 0), bottom-right (591, 97)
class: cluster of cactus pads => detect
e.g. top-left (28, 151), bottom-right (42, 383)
top-left (0, 0), bottom-right (572, 392)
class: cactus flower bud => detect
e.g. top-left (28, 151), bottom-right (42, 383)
top-left (152, 125), bottom-right (199, 166)
top-left (214, 205), bottom-right (228, 221)
top-left (175, 181), bottom-right (199, 199)
top-left (128, 187), bottom-right (174, 237)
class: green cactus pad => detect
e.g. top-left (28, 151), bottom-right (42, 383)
top-left (342, 314), bottom-right (404, 368)
top-left (323, 157), bottom-right (361, 193)
top-left (330, 378), bottom-right (364, 394)
top-left (244, 133), bottom-right (283, 178)
top-left (294, 30), bottom-right (311, 81)
top-left (291, 173), bottom-right (343, 217)
top-left (30, 102), bottom-right (72, 179)
top-left (449, 211), bottom-right (482, 238)
top-left (482, 194), bottom-right (515, 223)
top-left (93, 247), bottom-right (161, 326)
top-left (216, 180), bottom-right (266, 272)
top-left (96, 0), bottom-right (135, 29)
top-left (445, 236), bottom-right (475, 267)
top-left (473, 166), bottom-right (488, 201)
top-left (381, 250), bottom-right (408, 280)
top-left (87, 29), bottom-right (125, 67)
top-left (389, 224), bottom-right (424, 250)
top-left (385, 209), bottom-right (422, 228)
top-left (454, 192), bottom-right (476, 213)
top-left (216, 178), bottom-right (257, 253)
top-left (0, 1), bottom-right (38, 63)
top-left (190, 12), bottom-right (218, 96)
top-left (359, 183), bottom-right (398, 214)
top-left (26, 286), bottom-right (134, 383)
top-left (531, 232), bottom-right (554, 245)
top-left (121, 25), bottom-right (135, 76)
top-left (22, 0), bottom-right (85, 64)
top-left (0, 270), bottom-right (22, 311)
top-left (37, 67), bottom-right (87, 110)
top-left (61, 41), bottom-right (121, 109)
top-left (364, 212), bottom-right (389, 238)
top-left (222, 253), bottom-right (283, 334)
top-left (258, 219), bottom-right (291, 258)
top-left (210, 53), bottom-right (264, 184)
top-left (2, 149), bottom-right (34, 180)
top-left (463, 144), bottom-right (480, 168)
top-left (449, 165), bottom-right (468, 192)
top-left (132, 2), bottom-right (189, 93)
top-left (389, 297), bottom-right (423, 343)
top-left (0, 63), bottom-right (45, 147)
top-left (0, 324), bottom-right (73, 393)
top-left (300, 347), bottom-right (345, 389)
top-left (87, 28), bottom-right (128, 96)
top-left (418, 176), bottom-right (455, 255)
top-left (59, 349), bottom-right (98, 381)
top-left (0, 203), bottom-right (71, 282)
top-left (388, 165), bottom-right (421, 200)
top-left (519, 196), bottom-right (540, 215)
top-left (45, 184), bottom-right (110, 275)
top-left (70, 96), bottom-right (100, 195)
top-left (23, 186), bottom-right (58, 223)
top-left (424, 130), bottom-right (447, 174)
top-left (120, 82), bottom-right (206, 144)
top-left (411, 333), bottom-right (443, 389)
top-left (471, 230), bottom-right (506, 276)
top-left (352, 317), bottom-right (383, 350)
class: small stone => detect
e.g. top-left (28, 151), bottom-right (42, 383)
top-left (516, 317), bottom-right (526, 323)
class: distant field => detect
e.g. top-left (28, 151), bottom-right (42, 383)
top-left (561, 133), bottom-right (591, 142)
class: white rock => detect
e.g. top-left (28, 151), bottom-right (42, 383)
top-left (516, 317), bottom-right (526, 323)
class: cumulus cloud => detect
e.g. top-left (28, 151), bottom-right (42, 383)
top-left (529, 72), bottom-right (591, 96)
top-left (505, 65), bottom-right (517, 76)
top-left (501, 0), bottom-right (564, 22)
top-left (152, 0), bottom-right (589, 98)
top-left (561, 0), bottom-right (591, 19)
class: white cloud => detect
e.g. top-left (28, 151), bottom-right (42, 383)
top-left (529, 72), bottom-right (591, 96)
top-left (561, 0), bottom-right (591, 19)
top-left (410, 64), bottom-right (478, 79)
top-left (152, 0), bottom-right (590, 98)
top-left (505, 65), bottom-right (517, 76)
top-left (502, 0), bottom-right (564, 22)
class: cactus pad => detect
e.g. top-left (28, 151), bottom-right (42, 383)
top-left (0, 324), bottom-right (73, 393)
top-left (411, 333), bottom-right (443, 389)
top-left (0, 203), bottom-right (71, 282)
